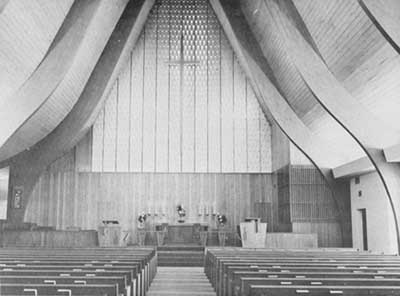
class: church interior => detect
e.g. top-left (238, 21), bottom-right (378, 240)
top-left (1, 0), bottom-right (400, 295)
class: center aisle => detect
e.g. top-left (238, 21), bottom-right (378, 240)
top-left (147, 267), bottom-right (216, 296)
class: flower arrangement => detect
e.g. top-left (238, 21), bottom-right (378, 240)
top-left (176, 205), bottom-right (186, 218)
top-left (138, 213), bottom-right (147, 223)
top-left (216, 213), bottom-right (227, 227)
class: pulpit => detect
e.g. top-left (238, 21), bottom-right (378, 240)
top-left (240, 218), bottom-right (267, 248)
top-left (156, 223), bottom-right (168, 246)
top-left (138, 230), bottom-right (146, 246)
top-left (98, 224), bottom-right (122, 247)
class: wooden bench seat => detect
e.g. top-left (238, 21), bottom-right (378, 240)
top-left (205, 247), bottom-right (400, 296)
top-left (0, 283), bottom-right (118, 296)
top-left (219, 263), bottom-right (400, 295)
top-left (249, 284), bottom-right (400, 296)
top-left (240, 277), bottom-right (400, 296)
top-left (0, 275), bottom-right (126, 294)
top-left (230, 270), bottom-right (400, 296)
top-left (0, 247), bottom-right (156, 296)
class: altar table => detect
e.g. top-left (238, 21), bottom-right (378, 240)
top-left (157, 223), bottom-right (208, 244)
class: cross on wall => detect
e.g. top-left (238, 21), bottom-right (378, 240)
top-left (166, 32), bottom-right (199, 170)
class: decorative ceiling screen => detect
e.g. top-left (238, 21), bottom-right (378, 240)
top-left (91, 0), bottom-right (272, 173)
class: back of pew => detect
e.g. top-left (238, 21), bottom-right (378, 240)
top-left (204, 248), bottom-right (400, 296)
top-left (240, 277), bottom-right (400, 296)
top-left (0, 283), bottom-right (118, 296)
top-left (0, 275), bottom-right (126, 294)
top-left (250, 284), bottom-right (400, 296)
top-left (0, 269), bottom-right (133, 295)
top-left (0, 247), bottom-right (157, 296)
top-left (204, 248), bottom-right (400, 286)
top-left (219, 263), bottom-right (400, 295)
top-left (230, 270), bottom-right (400, 296)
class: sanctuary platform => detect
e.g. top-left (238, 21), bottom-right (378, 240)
top-left (157, 244), bottom-right (205, 267)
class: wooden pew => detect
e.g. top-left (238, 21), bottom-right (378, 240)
top-left (0, 283), bottom-right (118, 296)
top-left (204, 247), bottom-right (399, 288)
top-left (250, 284), bottom-right (400, 295)
top-left (231, 270), bottom-right (400, 296)
top-left (204, 247), bottom-right (400, 296)
top-left (0, 269), bottom-right (133, 296)
top-left (0, 275), bottom-right (126, 294)
top-left (0, 247), bottom-right (156, 296)
top-left (240, 277), bottom-right (400, 296)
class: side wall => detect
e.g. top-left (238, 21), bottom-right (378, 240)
top-left (350, 172), bottom-right (397, 254)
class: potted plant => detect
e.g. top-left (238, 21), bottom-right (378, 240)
top-left (216, 213), bottom-right (227, 246)
top-left (176, 204), bottom-right (186, 223)
top-left (137, 213), bottom-right (147, 246)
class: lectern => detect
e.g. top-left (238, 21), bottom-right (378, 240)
top-left (240, 217), bottom-right (267, 248)
top-left (98, 221), bottom-right (122, 247)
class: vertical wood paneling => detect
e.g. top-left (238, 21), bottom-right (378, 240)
top-left (220, 34), bottom-right (234, 171)
top-left (116, 66), bottom-right (131, 172)
top-left (130, 36), bottom-right (145, 172)
top-left (207, 14), bottom-right (221, 172)
top-left (260, 110), bottom-right (272, 171)
top-left (274, 164), bottom-right (345, 246)
top-left (143, 12), bottom-right (157, 172)
top-left (103, 85), bottom-right (118, 172)
top-left (168, 7), bottom-right (181, 172)
top-left (25, 172), bottom-right (275, 244)
top-left (75, 129), bottom-right (93, 172)
top-left (91, 110), bottom-right (104, 172)
top-left (181, 2), bottom-right (196, 172)
top-left (155, 0), bottom-right (170, 172)
top-left (247, 82), bottom-right (261, 172)
top-left (194, 0), bottom-right (208, 173)
top-left (233, 58), bottom-right (247, 171)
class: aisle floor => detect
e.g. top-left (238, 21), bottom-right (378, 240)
top-left (147, 267), bottom-right (216, 296)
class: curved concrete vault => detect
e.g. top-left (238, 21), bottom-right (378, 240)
top-left (0, 0), bottom-right (135, 162)
top-left (235, 0), bottom-right (400, 252)
top-left (2, 0), bottom-right (154, 224)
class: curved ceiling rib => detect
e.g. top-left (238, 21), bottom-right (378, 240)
top-left (5, 0), bottom-right (155, 225)
top-left (292, 0), bottom-right (400, 134)
top-left (0, 0), bottom-right (130, 162)
top-left (209, 0), bottom-right (350, 245)
top-left (359, 0), bottom-right (400, 54)
top-left (266, 0), bottom-right (400, 149)
top-left (265, 0), bottom-right (400, 252)
top-left (210, 0), bottom-right (347, 169)
top-left (0, 0), bottom-right (73, 104)
top-left (0, 0), bottom-right (101, 161)
top-left (240, 0), bottom-right (363, 165)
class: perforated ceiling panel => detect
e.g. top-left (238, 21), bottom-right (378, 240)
top-left (91, 0), bottom-right (272, 173)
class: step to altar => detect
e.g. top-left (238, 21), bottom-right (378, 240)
top-left (157, 244), bottom-right (204, 267)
